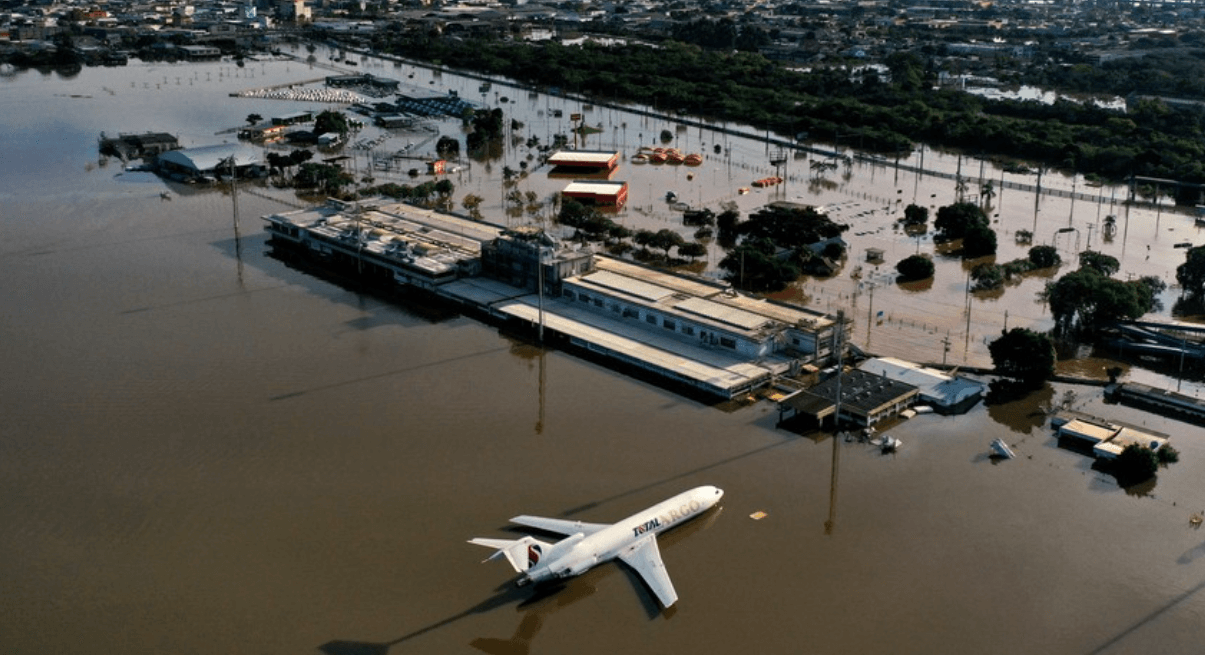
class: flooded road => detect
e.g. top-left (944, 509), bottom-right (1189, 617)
top-left (3, 54), bottom-right (1205, 654)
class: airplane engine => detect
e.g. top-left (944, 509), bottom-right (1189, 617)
top-left (563, 556), bottom-right (598, 578)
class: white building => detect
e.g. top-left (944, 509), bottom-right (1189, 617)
top-left (857, 356), bottom-right (984, 414)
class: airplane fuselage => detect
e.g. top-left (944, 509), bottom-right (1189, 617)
top-left (519, 485), bottom-right (723, 586)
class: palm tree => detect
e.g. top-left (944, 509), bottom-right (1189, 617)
top-left (1103, 214), bottom-right (1117, 241)
top-left (980, 180), bottom-right (995, 211)
top-left (955, 175), bottom-right (968, 203)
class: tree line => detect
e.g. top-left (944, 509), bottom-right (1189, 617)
top-left (355, 30), bottom-right (1205, 201)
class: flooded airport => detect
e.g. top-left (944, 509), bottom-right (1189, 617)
top-left (3, 50), bottom-right (1205, 654)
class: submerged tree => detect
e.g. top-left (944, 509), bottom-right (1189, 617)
top-left (1079, 250), bottom-right (1120, 277)
top-left (902, 203), bottom-right (928, 230)
top-left (1113, 443), bottom-right (1159, 487)
top-left (1028, 245), bottom-right (1061, 269)
top-left (719, 237), bottom-right (799, 292)
top-left (895, 254), bottom-right (934, 281)
top-left (989, 327), bottom-right (1056, 388)
top-left (1176, 245), bottom-right (1205, 298)
top-left (314, 110), bottom-right (350, 136)
top-left (1045, 268), bottom-right (1153, 336)
top-left (934, 202), bottom-right (992, 256)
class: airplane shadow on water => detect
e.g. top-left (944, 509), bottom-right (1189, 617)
top-left (318, 505), bottom-right (722, 655)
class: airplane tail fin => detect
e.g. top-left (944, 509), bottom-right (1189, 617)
top-left (468, 536), bottom-right (551, 573)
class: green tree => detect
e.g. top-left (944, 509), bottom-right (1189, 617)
top-left (895, 254), bottom-right (934, 281)
top-left (719, 237), bottom-right (799, 292)
top-left (902, 203), bottom-right (928, 229)
top-left (971, 262), bottom-right (1004, 290)
top-left (575, 214), bottom-right (616, 242)
top-left (989, 328), bottom-right (1056, 387)
top-left (962, 223), bottom-right (998, 258)
top-left (678, 241), bottom-right (707, 261)
top-left (716, 208), bottom-right (741, 247)
top-left (245, 113), bottom-right (263, 126)
top-left (461, 193), bottom-right (484, 219)
top-left (1079, 250), bottom-right (1120, 276)
top-left (412, 181), bottom-right (438, 204)
top-left (295, 162), bottom-right (353, 192)
top-left (980, 180), bottom-right (995, 210)
top-left (607, 224), bottom-right (633, 245)
top-left (884, 51), bottom-right (924, 92)
top-left (266, 151), bottom-right (294, 178)
top-left (1028, 245), bottom-right (1061, 269)
top-left (650, 229), bottom-right (686, 259)
top-left (314, 110), bottom-right (350, 136)
top-left (1176, 245), bottom-right (1205, 297)
top-left (436, 136), bottom-right (460, 157)
top-left (289, 149), bottom-right (313, 166)
top-left (558, 198), bottom-right (595, 227)
top-left (1045, 269), bottom-right (1152, 335)
top-left (1113, 443), bottom-right (1159, 487)
top-left (934, 202), bottom-right (988, 242)
top-left (736, 205), bottom-right (848, 250)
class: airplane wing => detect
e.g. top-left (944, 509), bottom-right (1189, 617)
top-left (618, 535), bottom-right (678, 608)
top-left (510, 515), bottom-right (609, 536)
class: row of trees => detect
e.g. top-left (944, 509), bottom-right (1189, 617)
top-left (362, 179), bottom-right (456, 207)
top-left (359, 32), bottom-right (1205, 194)
top-left (555, 199), bottom-right (709, 262)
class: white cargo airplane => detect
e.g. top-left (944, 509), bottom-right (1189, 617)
top-left (469, 485), bottom-right (724, 608)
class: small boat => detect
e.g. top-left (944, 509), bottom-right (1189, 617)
top-left (666, 191), bottom-right (677, 202)
top-left (649, 153), bottom-right (667, 164)
top-left (990, 438), bottom-right (1015, 459)
top-left (751, 176), bottom-right (783, 188)
top-left (684, 153), bottom-right (703, 166)
top-left (631, 153), bottom-right (649, 164)
top-left (666, 152), bottom-right (685, 164)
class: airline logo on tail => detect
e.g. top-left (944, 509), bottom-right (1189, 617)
top-left (527, 543), bottom-right (542, 566)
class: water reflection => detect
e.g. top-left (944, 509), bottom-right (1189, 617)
top-left (1085, 578), bottom-right (1205, 655)
top-left (897, 277), bottom-right (933, 293)
top-left (319, 504), bottom-right (721, 655)
top-left (824, 432), bottom-right (840, 536)
top-left (318, 585), bottom-right (532, 655)
top-left (985, 383), bottom-right (1054, 434)
top-left (1120, 474), bottom-right (1158, 498)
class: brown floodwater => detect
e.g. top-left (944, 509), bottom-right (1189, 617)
top-left (3, 51), bottom-right (1205, 655)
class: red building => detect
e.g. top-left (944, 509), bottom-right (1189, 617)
top-left (547, 150), bottom-right (620, 176)
top-left (562, 181), bottom-right (629, 209)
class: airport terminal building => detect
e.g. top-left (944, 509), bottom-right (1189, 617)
top-left (263, 198), bottom-right (843, 399)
